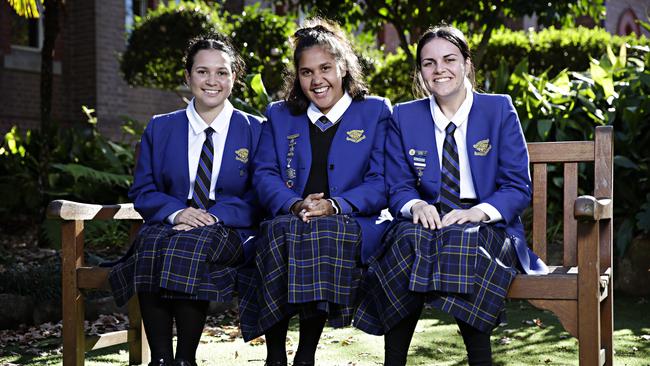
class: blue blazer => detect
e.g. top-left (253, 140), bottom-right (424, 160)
top-left (129, 109), bottom-right (263, 259)
top-left (386, 93), bottom-right (548, 274)
top-left (253, 96), bottom-right (392, 263)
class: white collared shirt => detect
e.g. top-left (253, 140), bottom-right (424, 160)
top-left (401, 78), bottom-right (502, 222)
top-left (167, 98), bottom-right (233, 223)
top-left (306, 91), bottom-right (353, 124)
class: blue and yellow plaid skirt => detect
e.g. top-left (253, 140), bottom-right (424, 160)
top-left (108, 223), bottom-right (244, 307)
top-left (354, 219), bottom-right (518, 334)
top-left (238, 214), bottom-right (362, 341)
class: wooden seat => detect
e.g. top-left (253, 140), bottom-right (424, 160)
top-left (507, 125), bottom-right (614, 366)
top-left (47, 200), bottom-right (149, 366)
top-left (49, 126), bottom-right (614, 365)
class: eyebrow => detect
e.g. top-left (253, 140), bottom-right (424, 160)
top-left (300, 61), bottom-right (333, 71)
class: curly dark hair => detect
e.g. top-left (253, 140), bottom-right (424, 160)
top-left (412, 24), bottom-right (476, 99)
top-left (184, 32), bottom-right (246, 79)
top-left (283, 18), bottom-right (368, 115)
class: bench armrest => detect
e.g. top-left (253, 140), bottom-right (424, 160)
top-left (47, 199), bottom-right (142, 221)
top-left (574, 195), bottom-right (612, 221)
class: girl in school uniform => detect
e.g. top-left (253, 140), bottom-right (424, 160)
top-left (237, 19), bottom-right (392, 366)
top-left (354, 25), bottom-right (548, 366)
top-left (108, 34), bottom-right (262, 366)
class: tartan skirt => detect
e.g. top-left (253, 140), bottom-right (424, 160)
top-left (354, 219), bottom-right (518, 334)
top-left (108, 223), bottom-right (244, 307)
top-left (238, 214), bottom-right (362, 341)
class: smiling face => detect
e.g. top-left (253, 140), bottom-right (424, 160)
top-left (185, 49), bottom-right (235, 121)
top-left (419, 37), bottom-right (470, 107)
top-left (297, 45), bottom-right (346, 114)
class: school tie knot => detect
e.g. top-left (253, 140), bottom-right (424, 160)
top-left (445, 122), bottom-right (456, 136)
top-left (315, 116), bottom-right (334, 132)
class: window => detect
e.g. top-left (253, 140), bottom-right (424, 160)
top-left (9, 6), bottom-right (42, 49)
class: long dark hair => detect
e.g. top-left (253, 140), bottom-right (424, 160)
top-left (283, 18), bottom-right (368, 115)
top-left (184, 33), bottom-right (245, 78)
top-left (412, 25), bottom-right (475, 99)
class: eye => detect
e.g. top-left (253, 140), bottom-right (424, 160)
top-left (445, 57), bottom-right (457, 63)
top-left (300, 70), bottom-right (312, 77)
top-left (218, 71), bottom-right (228, 76)
top-left (321, 65), bottom-right (331, 72)
top-left (196, 69), bottom-right (207, 75)
top-left (422, 60), bottom-right (432, 68)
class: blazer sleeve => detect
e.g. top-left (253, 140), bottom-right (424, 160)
top-left (252, 107), bottom-right (302, 217)
top-left (128, 119), bottom-right (187, 224)
top-left (481, 96), bottom-right (532, 224)
top-left (208, 115), bottom-right (264, 228)
top-left (385, 105), bottom-right (427, 216)
top-left (335, 99), bottom-right (391, 215)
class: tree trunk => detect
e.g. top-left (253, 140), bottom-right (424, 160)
top-left (40, 0), bottom-right (60, 134)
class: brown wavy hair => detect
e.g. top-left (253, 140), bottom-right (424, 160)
top-left (283, 18), bottom-right (368, 115)
top-left (412, 24), bottom-right (476, 99)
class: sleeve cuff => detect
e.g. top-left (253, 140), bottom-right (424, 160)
top-left (474, 203), bottom-right (503, 223)
top-left (327, 199), bottom-right (340, 214)
top-left (167, 209), bottom-right (183, 224)
top-left (282, 197), bottom-right (303, 214)
top-left (332, 197), bottom-right (352, 214)
top-left (401, 199), bottom-right (426, 219)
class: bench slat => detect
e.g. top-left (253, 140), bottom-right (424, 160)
top-left (528, 141), bottom-right (594, 163)
top-left (563, 163), bottom-right (578, 266)
top-left (533, 163), bottom-right (548, 262)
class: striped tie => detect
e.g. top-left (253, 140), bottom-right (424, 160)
top-left (440, 122), bottom-right (461, 215)
top-left (315, 116), bottom-right (334, 132)
top-left (191, 127), bottom-right (214, 210)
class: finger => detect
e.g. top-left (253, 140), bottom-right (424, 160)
top-left (432, 210), bottom-right (442, 229)
top-left (305, 208), bottom-right (328, 217)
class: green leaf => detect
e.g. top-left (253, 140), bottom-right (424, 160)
top-left (250, 73), bottom-right (267, 98)
top-left (614, 155), bottom-right (638, 170)
top-left (536, 119), bottom-right (553, 140)
top-left (590, 62), bottom-right (616, 99)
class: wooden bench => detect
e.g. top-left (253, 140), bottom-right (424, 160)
top-left (48, 125), bottom-right (613, 365)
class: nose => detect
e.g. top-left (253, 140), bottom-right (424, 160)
top-left (310, 71), bottom-right (323, 85)
top-left (206, 72), bottom-right (218, 85)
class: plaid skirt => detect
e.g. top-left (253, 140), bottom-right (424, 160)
top-left (109, 223), bottom-right (244, 307)
top-left (354, 219), bottom-right (518, 334)
top-left (238, 214), bottom-right (362, 341)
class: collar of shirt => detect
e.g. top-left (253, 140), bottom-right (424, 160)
top-left (185, 98), bottom-right (234, 136)
top-left (430, 77), bottom-right (474, 132)
top-left (306, 91), bottom-right (352, 124)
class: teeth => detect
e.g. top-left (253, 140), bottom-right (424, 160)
top-left (313, 87), bottom-right (327, 94)
top-left (434, 77), bottom-right (451, 83)
top-left (204, 90), bottom-right (220, 95)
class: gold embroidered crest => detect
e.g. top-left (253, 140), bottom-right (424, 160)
top-left (235, 148), bottom-right (249, 163)
top-left (473, 139), bottom-right (492, 156)
top-left (346, 129), bottom-right (366, 143)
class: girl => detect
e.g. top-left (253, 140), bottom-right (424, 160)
top-left (109, 34), bottom-right (262, 366)
top-left (354, 25), bottom-right (548, 366)
top-left (237, 19), bottom-right (392, 366)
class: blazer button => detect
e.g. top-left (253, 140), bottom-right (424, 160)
top-left (331, 187), bottom-right (337, 192)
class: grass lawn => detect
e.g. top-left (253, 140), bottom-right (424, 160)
top-left (2, 295), bottom-right (648, 365)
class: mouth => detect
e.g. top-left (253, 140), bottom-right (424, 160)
top-left (433, 77), bottom-right (452, 83)
top-left (203, 89), bottom-right (221, 96)
top-left (311, 86), bottom-right (329, 95)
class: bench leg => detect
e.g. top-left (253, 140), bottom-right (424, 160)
top-left (61, 221), bottom-right (85, 366)
top-left (601, 283), bottom-right (614, 365)
top-left (578, 221), bottom-right (602, 365)
top-left (128, 294), bottom-right (150, 365)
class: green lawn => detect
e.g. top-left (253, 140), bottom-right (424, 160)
top-left (2, 296), bottom-right (648, 365)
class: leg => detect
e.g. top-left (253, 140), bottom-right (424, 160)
top-left (172, 299), bottom-right (209, 366)
top-left (264, 316), bottom-right (291, 365)
top-left (384, 299), bottom-right (424, 366)
top-left (138, 292), bottom-right (174, 364)
top-left (456, 318), bottom-right (492, 366)
top-left (293, 312), bottom-right (328, 365)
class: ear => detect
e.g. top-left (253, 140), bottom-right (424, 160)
top-left (464, 58), bottom-right (471, 76)
top-left (184, 70), bottom-right (190, 85)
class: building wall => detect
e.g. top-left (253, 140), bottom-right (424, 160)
top-left (0, 0), bottom-right (187, 139)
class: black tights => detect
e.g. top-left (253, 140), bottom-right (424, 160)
top-left (264, 312), bottom-right (328, 365)
top-left (384, 299), bottom-right (492, 366)
top-left (138, 292), bottom-right (208, 364)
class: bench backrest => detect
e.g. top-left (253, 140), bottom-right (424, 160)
top-left (526, 125), bottom-right (613, 268)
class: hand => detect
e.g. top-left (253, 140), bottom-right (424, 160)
top-left (174, 207), bottom-right (216, 228)
top-left (411, 201), bottom-right (442, 230)
top-left (441, 207), bottom-right (488, 227)
top-left (291, 193), bottom-right (326, 222)
top-left (303, 198), bottom-right (335, 220)
top-left (172, 223), bottom-right (194, 231)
